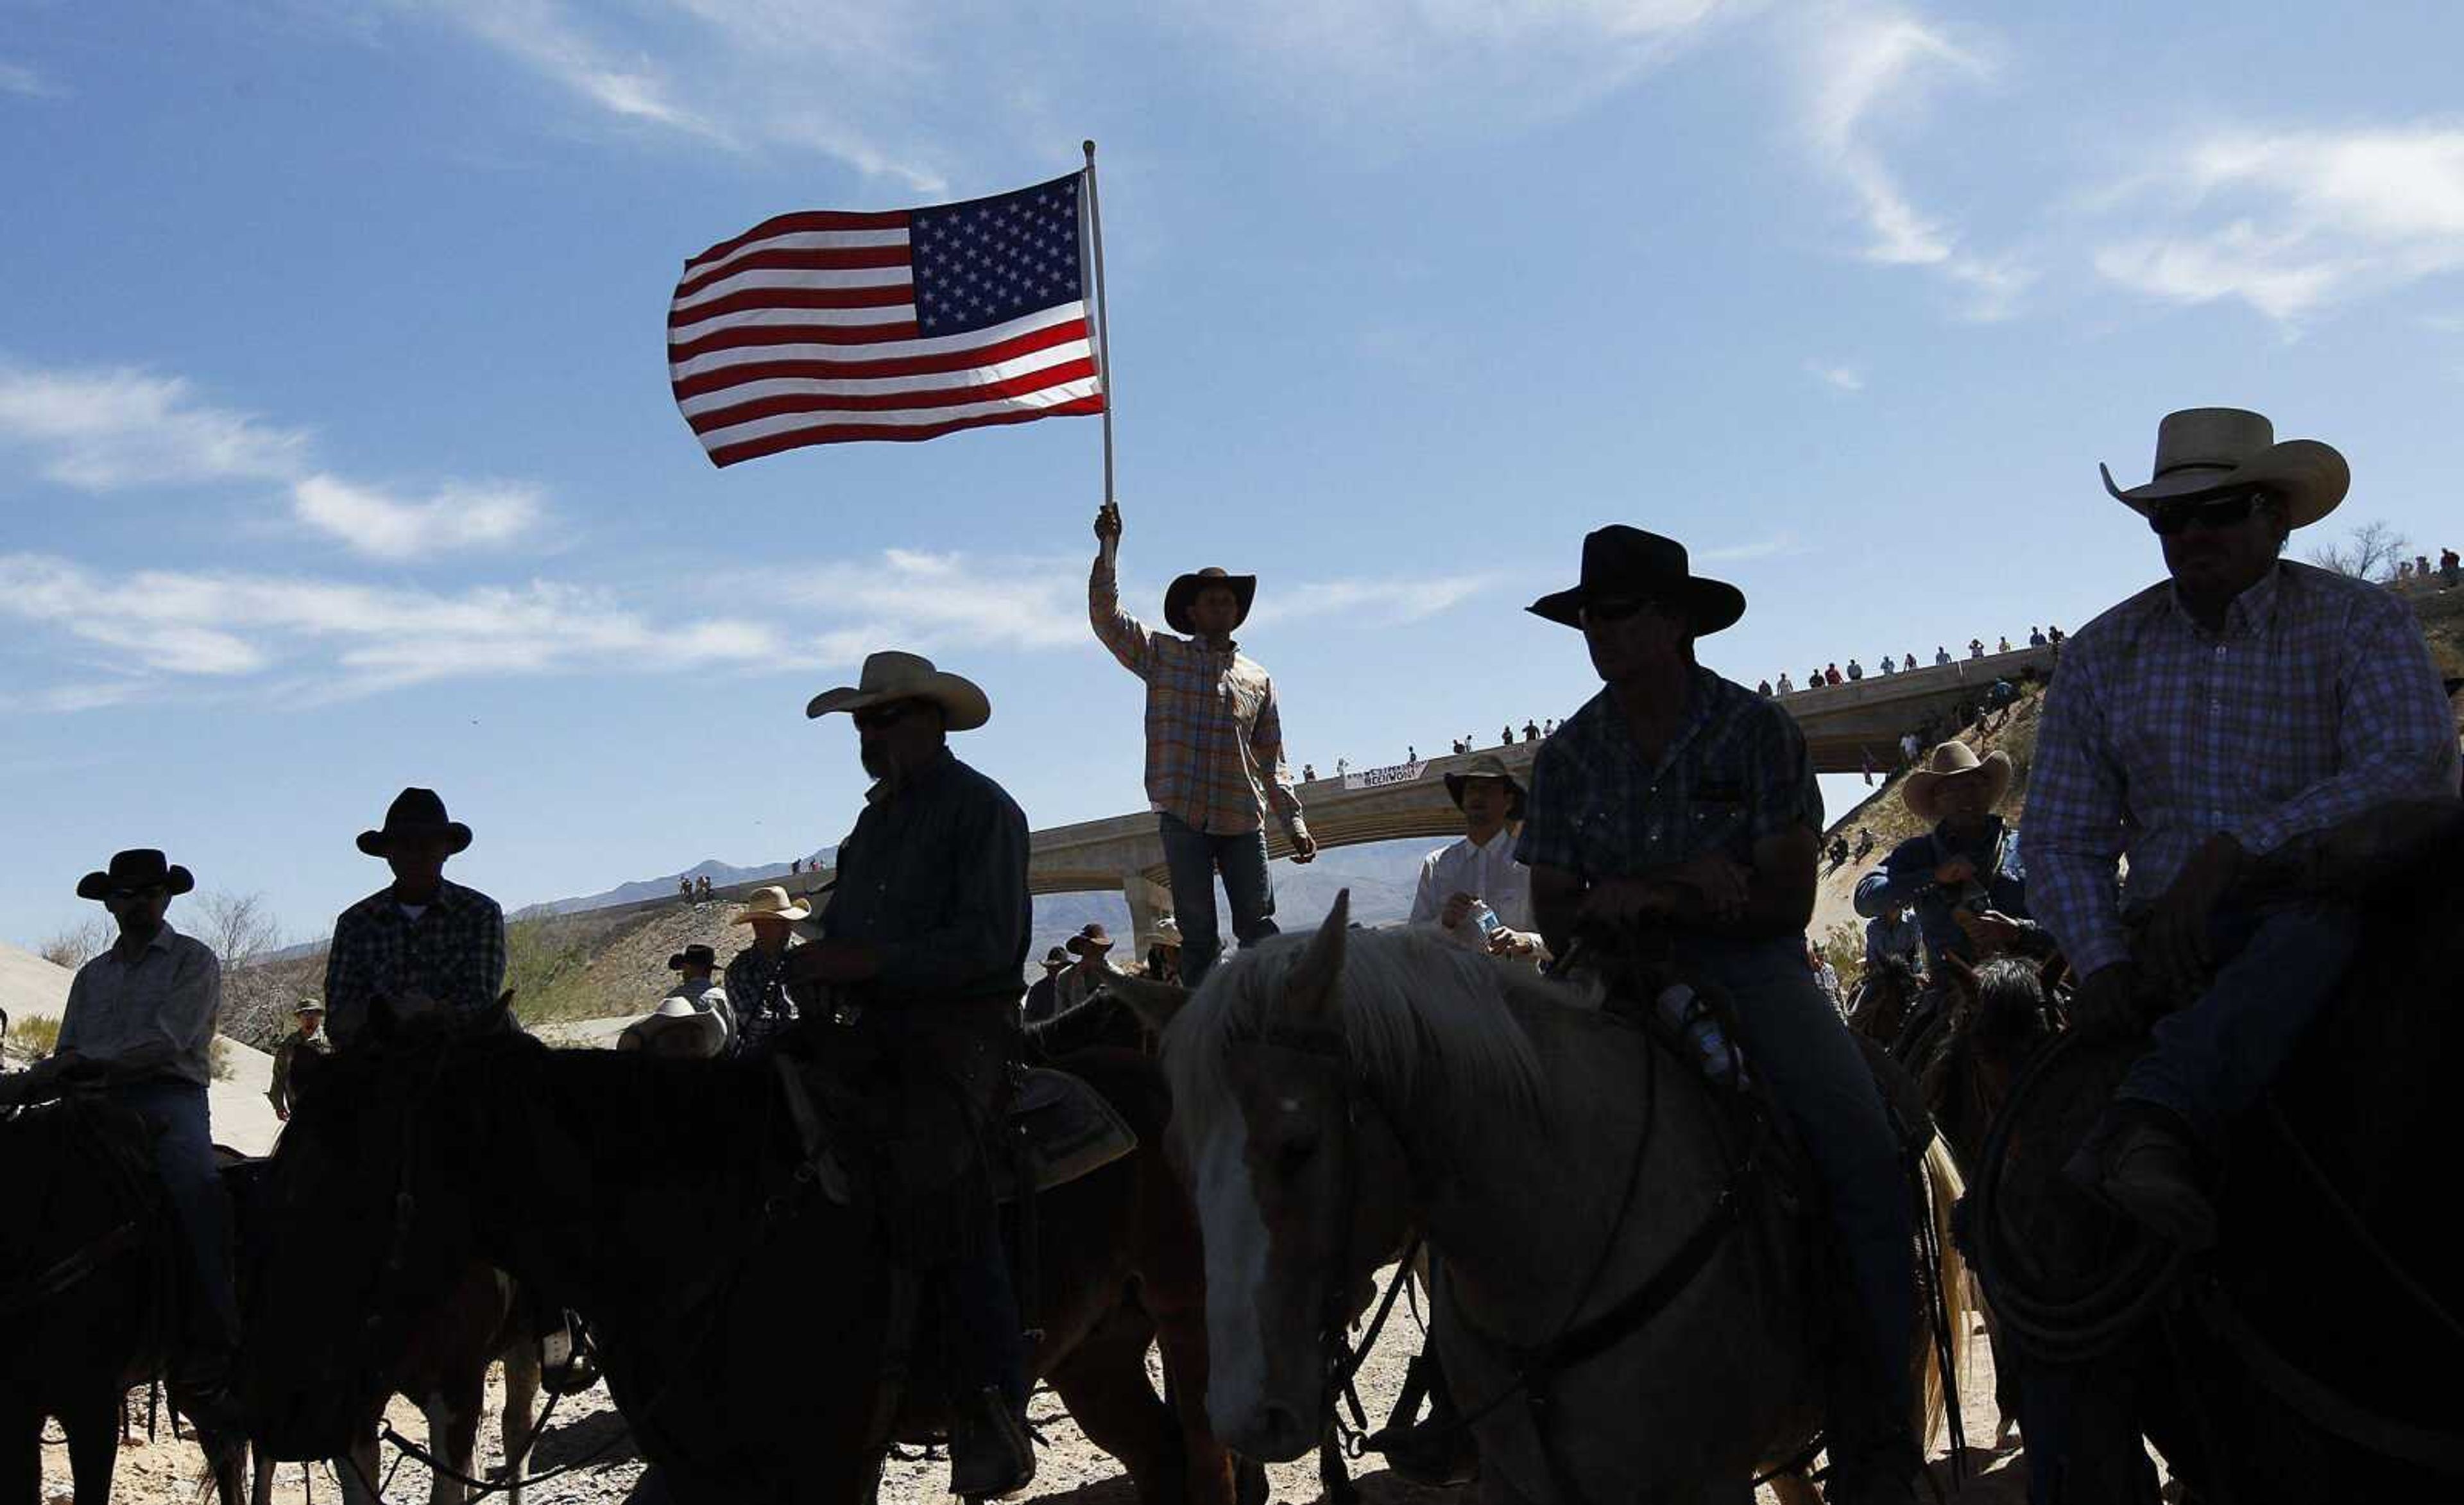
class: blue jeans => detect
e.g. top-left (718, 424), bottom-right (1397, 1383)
top-left (105, 1079), bottom-right (239, 1345)
top-left (1158, 812), bottom-right (1278, 989)
top-left (1673, 936), bottom-right (1917, 1436)
top-left (2118, 898), bottom-right (2360, 1145)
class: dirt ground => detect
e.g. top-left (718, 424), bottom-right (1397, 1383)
top-left (44, 1271), bottom-right (2033, 1505)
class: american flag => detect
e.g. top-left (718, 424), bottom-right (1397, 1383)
top-left (668, 171), bottom-right (1105, 468)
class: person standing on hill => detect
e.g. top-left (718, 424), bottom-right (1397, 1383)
top-left (268, 997), bottom-right (330, 1121)
top-left (1935, 645), bottom-right (1951, 666)
top-left (724, 886), bottom-right (806, 1054)
top-left (1090, 503), bottom-right (1316, 989)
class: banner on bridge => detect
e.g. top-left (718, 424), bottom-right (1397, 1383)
top-left (1342, 760), bottom-right (1427, 791)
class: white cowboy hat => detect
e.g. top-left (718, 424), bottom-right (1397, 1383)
top-left (2100, 408), bottom-right (2348, 529)
top-left (618, 995), bottom-right (729, 1058)
top-left (730, 884), bottom-right (812, 925)
top-left (805, 650), bottom-right (990, 732)
top-left (1146, 915), bottom-right (1183, 950)
top-left (1901, 741), bottom-right (2014, 825)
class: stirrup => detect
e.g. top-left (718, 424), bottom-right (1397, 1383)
top-left (539, 1314), bottom-right (600, 1397)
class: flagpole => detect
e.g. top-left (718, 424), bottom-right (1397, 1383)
top-left (1082, 139), bottom-right (1116, 508)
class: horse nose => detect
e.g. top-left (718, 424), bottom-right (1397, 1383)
top-left (1233, 1402), bottom-right (1313, 1464)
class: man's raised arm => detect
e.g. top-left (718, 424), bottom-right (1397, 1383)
top-left (1089, 501), bottom-right (1156, 677)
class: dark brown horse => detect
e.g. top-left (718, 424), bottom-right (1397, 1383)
top-left (1, 1095), bottom-right (245, 1505)
top-left (234, 999), bottom-right (1241, 1505)
top-left (1972, 805), bottom-right (2464, 1501)
top-left (1845, 952), bottom-right (1926, 1056)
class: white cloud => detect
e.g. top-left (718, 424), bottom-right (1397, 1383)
top-left (0, 60), bottom-right (63, 99)
top-left (1804, 359), bottom-right (1865, 392)
top-left (0, 554), bottom-right (789, 704)
top-left (2094, 124), bottom-right (2464, 322)
top-left (1695, 530), bottom-right (1804, 562)
top-left (1249, 573), bottom-right (1498, 628)
top-left (0, 356), bottom-right (546, 559)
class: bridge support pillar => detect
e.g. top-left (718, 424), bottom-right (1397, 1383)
top-left (1121, 870), bottom-right (1172, 952)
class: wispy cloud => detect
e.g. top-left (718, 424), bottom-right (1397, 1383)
top-left (1803, 359), bottom-right (1865, 392)
top-left (0, 59), bottom-right (64, 99)
top-left (1249, 572), bottom-right (1498, 629)
top-left (0, 356), bottom-right (547, 560)
top-left (1696, 529), bottom-right (1805, 562)
top-left (2093, 123), bottom-right (2464, 322)
top-left (0, 554), bottom-right (786, 705)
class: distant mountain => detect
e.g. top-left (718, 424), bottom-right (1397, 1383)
top-left (522, 850), bottom-right (835, 918)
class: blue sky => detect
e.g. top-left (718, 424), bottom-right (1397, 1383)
top-left (5, 1), bottom-right (2462, 950)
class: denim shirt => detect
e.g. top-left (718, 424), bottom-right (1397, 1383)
top-left (1852, 817), bottom-right (2030, 968)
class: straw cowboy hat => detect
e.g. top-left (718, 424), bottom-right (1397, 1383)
top-left (1164, 567), bottom-right (1256, 636)
top-left (667, 943), bottom-right (719, 973)
top-left (805, 651), bottom-right (990, 732)
top-left (357, 787), bottom-right (473, 858)
top-left (76, 848), bottom-right (195, 902)
top-left (1902, 742), bottom-right (2014, 824)
top-left (1444, 753), bottom-right (1527, 821)
top-left (295, 997), bottom-right (327, 1017)
top-left (2100, 408), bottom-right (2348, 529)
top-left (730, 885), bottom-right (812, 925)
top-left (1147, 915), bottom-right (1183, 951)
top-left (1528, 526), bottom-right (1746, 637)
top-left (618, 995), bottom-right (728, 1058)
top-left (1066, 922), bottom-right (1115, 957)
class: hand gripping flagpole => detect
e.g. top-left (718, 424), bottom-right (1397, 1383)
top-left (1082, 139), bottom-right (1117, 510)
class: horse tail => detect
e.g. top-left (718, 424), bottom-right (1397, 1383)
top-left (1913, 1133), bottom-right (1973, 1457)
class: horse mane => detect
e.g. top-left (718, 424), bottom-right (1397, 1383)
top-left (1163, 924), bottom-right (1550, 1136)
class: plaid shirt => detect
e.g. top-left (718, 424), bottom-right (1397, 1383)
top-left (1091, 560), bottom-right (1303, 836)
top-left (1517, 667), bottom-right (1823, 889)
top-left (723, 942), bottom-right (800, 1053)
top-left (323, 877), bottom-right (507, 1046)
top-left (2027, 562), bottom-right (2461, 979)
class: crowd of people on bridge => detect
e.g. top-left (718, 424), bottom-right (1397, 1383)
top-left (1756, 626), bottom-right (2064, 698)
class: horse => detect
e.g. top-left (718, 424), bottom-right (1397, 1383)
top-left (0, 1094), bottom-right (246, 1505)
top-left (1845, 952), bottom-right (1925, 1055)
top-left (234, 1000), bottom-right (1242, 1505)
top-left (1971, 804), bottom-right (2464, 1502)
top-left (1129, 893), bottom-right (1967, 1505)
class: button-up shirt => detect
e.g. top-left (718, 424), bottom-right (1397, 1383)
top-left (2028, 562), bottom-right (2461, 978)
top-left (1854, 817), bottom-right (2035, 970)
top-left (822, 748), bottom-right (1031, 1004)
top-left (1863, 910), bottom-right (1923, 972)
top-left (724, 942), bottom-right (800, 1053)
top-left (268, 1029), bottom-right (331, 1113)
top-left (323, 877), bottom-right (508, 1046)
top-left (58, 922), bottom-right (222, 1087)
top-left (1410, 827), bottom-right (1535, 943)
top-left (1518, 667), bottom-right (1823, 960)
top-left (1091, 559), bottom-right (1304, 837)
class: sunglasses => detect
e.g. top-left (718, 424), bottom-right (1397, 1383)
top-left (2147, 490), bottom-right (2263, 537)
top-left (1579, 596), bottom-right (1659, 626)
top-left (850, 700), bottom-right (918, 731)
top-left (106, 885), bottom-right (167, 902)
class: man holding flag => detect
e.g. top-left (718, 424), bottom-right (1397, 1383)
top-left (1091, 503), bottom-right (1316, 988)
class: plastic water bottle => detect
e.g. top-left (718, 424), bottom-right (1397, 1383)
top-left (1657, 983), bottom-right (1747, 1088)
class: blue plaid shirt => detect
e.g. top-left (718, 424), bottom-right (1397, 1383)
top-left (2027, 561), bottom-right (2460, 978)
top-left (1517, 667), bottom-right (1824, 924)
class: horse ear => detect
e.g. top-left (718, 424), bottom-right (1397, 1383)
top-left (1106, 973), bottom-right (1188, 1035)
top-left (1279, 890), bottom-right (1350, 1031)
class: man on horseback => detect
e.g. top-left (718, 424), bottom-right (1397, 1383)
top-left (792, 649), bottom-right (1038, 1499)
top-left (724, 884), bottom-right (809, 1055)
top-left (323, 787), bottom-right (507, 1049)
top-left (1855, 743), bottom-right (2051, 977)
top-left (2030, 409), bottom-right (2461, 1250)
top-left (1516, 526), bottom-right (1926, 1505)
top-left (16, 848), bottom-right (241, 1429)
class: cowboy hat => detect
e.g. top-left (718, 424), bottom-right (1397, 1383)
top-left (667, 944), bottom-right (719, 972)
top-left (1527, 526), bottom-right (1746, 636)
top-left (1066, 922), bottom-right (1115, 956)
top-left (730, 885), bottom-right (812, 925)
top-left (357, 787), bottom-right (473, 858)
top-left (1163, 567), bottom-right (1256, 636)
top-left (76, 848), bottom-right (196, 902)
top-left (1041, 946), bottom-right (1070, 972)
top-left (618, 995), bottom-right (728, 1059)
top-left (1902, 742), bottom-right (2014, 825)
top-left (294, 997), bottom-right (327, 1016)
top-left (1147, 915), bottom-right (1183, 950)
top-left (1444, 753), bottom-right (1527, 821)
top-left (805, 651), bottom-right (990, 732)
top-left (2100, 408), bottom-right (2348, 529)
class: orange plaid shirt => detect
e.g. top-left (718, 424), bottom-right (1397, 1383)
top-left (1091, 560), bottom-right (1305, 837)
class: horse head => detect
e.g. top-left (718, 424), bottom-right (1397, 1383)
top-left (236, 997), bottom-right (527, 1459)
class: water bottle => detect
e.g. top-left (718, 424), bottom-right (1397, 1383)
top-left (1471, 901), bottom-right (1503, 947)
top-left (1656, 983), bottom-right (1747, 1088)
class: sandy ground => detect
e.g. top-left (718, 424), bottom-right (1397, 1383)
top-left (44, 1269), bottom-right (2032, 1505)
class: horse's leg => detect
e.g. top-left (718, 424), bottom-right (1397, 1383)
top-left (424, 1375), bottom-right (483, 1505)
top-left (60, 1384), bottom-right (121, 1505)
top-left (1149, 1287), bottom-right (1236, 1505)
top-left (336, 1420), bottom-right (384, 1505)
top-left (249, 1441), bottom-right (275, 1505)
top-left (499, 1339), bottom-right (541, 1505)
top-left (1045, 1303), bottom-right (1187, 1505)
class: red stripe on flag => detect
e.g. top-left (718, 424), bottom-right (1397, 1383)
top-left (667, 319), bottom-right (925, 361)
top-left (706, 395), bottom-right (1108, 468)
top-left (673, 245), bottom-right (915, 300)
top-left (681, 209), bottom-right (910, 274)
top-left (685, 357), bottom-right (1100, 434)
top-left (669, 319), bottom-right (1091, 400)
top-left (667, 282), bottom-right (914, 329)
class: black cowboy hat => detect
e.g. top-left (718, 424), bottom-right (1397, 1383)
top-left (356, 787), bottom-right (474, 858)
top-left (1527, 526), bottom-right (1745, 637)
top-left (667, 943), bottom-right (719, 972)
top-left (76, 848), bottom-right (195, 902)
top-left (1443, 753), bottom-right (1527, 821)
top-left (1163, 567), bottom-right (1257, 636)
top-left (1066, 922), bottom-right (1115, 956)
top-left (1041, 946), bottom-right (1070, 970)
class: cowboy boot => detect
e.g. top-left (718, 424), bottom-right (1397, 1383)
top-left (948, 1386), bottom-right (1036, 1500)
top-left (1367, 1351), bottom-right (1479, 1486)
top-left (2064, 1105), bottom-right (2216, 1252)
